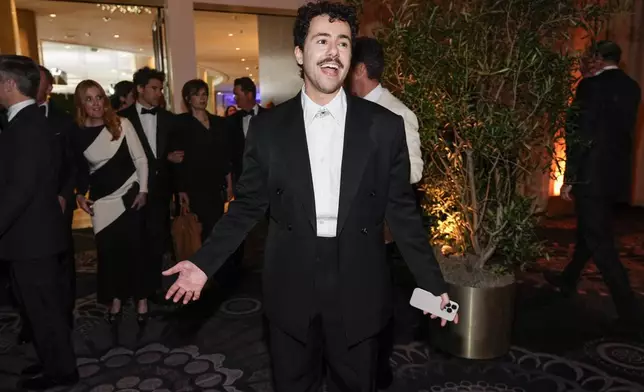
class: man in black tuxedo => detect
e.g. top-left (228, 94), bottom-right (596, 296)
top-left (163, 2), bottom-right (456, 389)
top-left (545, 41), bottom-right (643, 332)
top-left (224, 77), bottom-right (265, 284)
top-left (119, 67), bottom-right (176, 312)
top-left (0, 55), bottom-right (78, 390)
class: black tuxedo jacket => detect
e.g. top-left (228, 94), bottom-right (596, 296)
top-left (0, 104), bottom-right (66, 260)
top-left (226, 106), bottom-right (266, 183)
top-left (564, 68), bottom-right (641, 201)
top-left (47, 101), bottom-right (78, 212)
top-left (191, 93), bottom-right (447, 345)
top-left (118, 104), bottom-right (175, 197)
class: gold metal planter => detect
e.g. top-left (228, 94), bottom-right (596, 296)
top-left (431, 282), bottom-right (516, 359)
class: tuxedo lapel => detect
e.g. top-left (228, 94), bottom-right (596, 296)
top-left (283, 94), bottom-right (316, 230)
top-left (156, 110), bottom-right (168, 158)
top-left (122, 105), bottom-right (154, 160)
top-left (337, 96), bottom-right (373, 235)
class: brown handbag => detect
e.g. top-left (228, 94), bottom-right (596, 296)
top-left (171, 204), bottom-right (202, 261)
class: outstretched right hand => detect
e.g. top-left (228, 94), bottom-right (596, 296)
top-left (162, 260), bottom-right (208, 304)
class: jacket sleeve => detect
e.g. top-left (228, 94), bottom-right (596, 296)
top-left (384, 115), bottom-right (448, 295)
top-left (564, 78), bottom-right (595, 185)
top-left (0, 122), bottom-right (49, 236)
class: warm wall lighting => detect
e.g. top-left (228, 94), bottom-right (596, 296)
top-left (49, 13), bottom-right (57, 18)
top-left (236, 48), bottom-right (240, 51)
top-left (245, 67), bottom-right (249, 70)
top-left (113, 34), bottom-right (120, 38)
top-left (228, 33), bottom-right (233, 37)
top-left (249, 73), bottom-right (253, 77)
top-left (241, 58), bottom-right (246, 62)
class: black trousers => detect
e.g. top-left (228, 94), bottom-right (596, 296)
top-left (10, 254), bottom-right (77, 377)
top-left (187, 189), bottom-right (224, 243)
top-left (145, 192), bottom-right (172, 292)
top-left (269, 238), bottom-right (378, 392)
top-left (20, 209), bottom-right (75, 338)
top-left (562, 195), bottom-right (638, 320)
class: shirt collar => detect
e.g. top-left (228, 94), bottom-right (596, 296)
top-left (301, 85), bottom-right (346, 127)
top-left (594, 65), bottom-right (619, 76)
top-left (7, 99), bottom-right (36, 122)
top-left (39, 101), bottom-right (49, 117)
top-left (363, 83), bottom-right (384, 103)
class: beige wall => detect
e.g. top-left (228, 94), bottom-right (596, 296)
top-left (0, 0), bottom-right (21, 55)
top-left (257, 15), bottom-right (301, 106)
top-left (17, 9), bottom-right (39, 63)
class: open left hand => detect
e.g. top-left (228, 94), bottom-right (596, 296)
top-left (425, 292), bottom-right (459, 327)
top-left (162, 260), bottom-right (208, 304)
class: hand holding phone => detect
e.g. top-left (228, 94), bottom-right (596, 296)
top-left (409, 288), bottom-right (459, 324)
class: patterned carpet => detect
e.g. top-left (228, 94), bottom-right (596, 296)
top-left (0, 209), bottom-right (643, 392)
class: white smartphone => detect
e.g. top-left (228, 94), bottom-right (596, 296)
top-left (409, 287), bottom-right (459, 322)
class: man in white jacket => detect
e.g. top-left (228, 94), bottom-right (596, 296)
top-left (349, 36), bottom-right (424, 184)
top-left (349, 36), bottom-right (425, 389)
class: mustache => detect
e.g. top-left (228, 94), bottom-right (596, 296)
top-left (317, 57), bottom-right (344, 69)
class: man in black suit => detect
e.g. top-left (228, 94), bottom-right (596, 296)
top-left (224, 77), bottom-right (266, 284)
top-left (163, 2), bottom-right (456, 389)
top-left (119, 67), bottom-right (176, 313)
top-left (0, 55), bottom-right (78, 390)
top-left (545, 41), bottom-right (643, 332)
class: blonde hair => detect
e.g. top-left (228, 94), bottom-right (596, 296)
top-left (74, 79), bottom-right (122, 140)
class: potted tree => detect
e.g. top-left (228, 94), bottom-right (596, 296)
top-left (349, 0), bottom-right (627, 358)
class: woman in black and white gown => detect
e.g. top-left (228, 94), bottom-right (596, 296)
top-left (73, 79), bottom-right (154, 325)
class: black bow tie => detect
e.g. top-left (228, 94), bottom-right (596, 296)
top-left (242, 110), bottom-right (255, 117)
top-left (141, 107), bottom-right (158, 115)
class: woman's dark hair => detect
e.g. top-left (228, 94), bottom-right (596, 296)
top-left (110, 80), bottom-right (134, 110)
top-left (225, 105), bottom-right (237, 117)
top-left (293, 1), bottom-right (359, 51)
top-left (181, 79), bottom-right (209, 113)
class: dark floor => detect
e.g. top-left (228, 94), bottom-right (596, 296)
top-left (1, 209), bottom-right (644, 392)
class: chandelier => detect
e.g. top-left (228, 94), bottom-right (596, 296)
top-left (96, 4), bottom-right (153, 15)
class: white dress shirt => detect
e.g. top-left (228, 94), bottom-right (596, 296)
top-left (136, 101), bottom-right (158, 157)
top-left (242, 104), bottom-right (260, 138)
top-left (363, 84), bottom-right (424, 184)
top-left (302, 86), bottom-right (347, 238)
top-left (594, 65), bottom-right (619, 76)
top-left (7, 99), bottom-right (36, 122)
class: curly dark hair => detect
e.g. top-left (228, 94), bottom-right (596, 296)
top-left (293, 1), bottom-right (359, 50)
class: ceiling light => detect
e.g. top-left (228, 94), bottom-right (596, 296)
top-left (64, 45), bottom-right (71, 49)
top-left (236, 48), bottom-right (240, 51)
top-left (245, 67), bottom-right (249, 70)
top-left (49, 13), bottom-right (57, 18)
top-left (249, 73), bottom-right (253, 77)
top-left (241, 58), bottom-right (246, 62)
top-left (113, 34), bottom-right (120, 38)
top-left (102, 17), bottom-right (111, 22)
top-left (139, 48), bottom-right (143, 51)
top-left (228, 33), bottom-right (233, 37)
top-left (85, 32), bottom-right (91, 37)
top-left (97, 4), bottom-right (152, 14)
top-left (217, 92), bottom-right (222, 95)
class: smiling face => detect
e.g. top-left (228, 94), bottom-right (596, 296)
top-left (81, 86), bottom-right (106, 120)
top-left (294, 14), bottom-right (352, 102)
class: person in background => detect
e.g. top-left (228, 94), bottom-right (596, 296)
top-left (11, 65), bottom-right (79, 345)
top-left (110, 80), bottom-right (135, 111)
top-left (173, 79), bottom-right (233, 242)
top-left (545, 40), bottom-right (643, 336)
top-left (224, 105), bottom-right (237, 117)
top-left (119, 67), bottom-right (178, 300)
top-left (73, 79), bottom-right (152, 326)
top-left (0, 54), bottom-right (77, 391)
